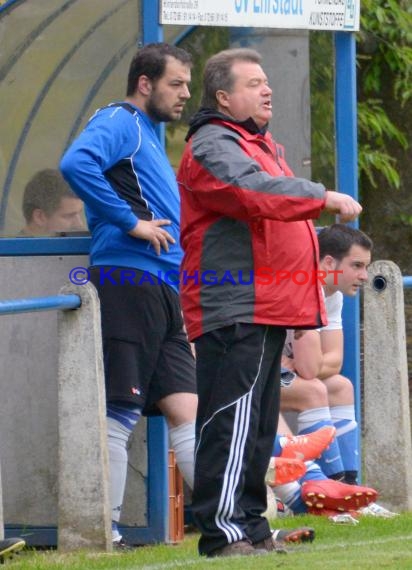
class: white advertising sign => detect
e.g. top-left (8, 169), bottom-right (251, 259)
top-left (160, 0), bottom-right (359, 31)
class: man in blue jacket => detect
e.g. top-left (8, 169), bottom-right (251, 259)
top-left (60, 43), bottom-right (197, 546)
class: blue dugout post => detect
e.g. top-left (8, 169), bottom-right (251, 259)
top-left (143, 0), bottom-right (166, 146)
top-left (132, 0), bottom-right (170, 545)
top-left (334, 32), bottom-right (362, 475)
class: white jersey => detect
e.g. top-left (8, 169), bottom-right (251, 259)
top-left (283, 290), bottom-right (343, 357)
top-left (322, 291), bottom-right (343, 331)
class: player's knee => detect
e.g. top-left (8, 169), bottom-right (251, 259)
top-left (302, 380), bottom-right (328, 408)
top-left (326, 374), bottom-right (354, 402)
top-left (157, 392), bottom-right (197, 426)
top-left (282, 379), bottom-right (328, 411)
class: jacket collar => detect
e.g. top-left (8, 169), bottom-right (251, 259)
top-left (186, 107), bottom-right (268, 140)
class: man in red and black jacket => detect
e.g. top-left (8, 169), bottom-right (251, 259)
top-left (177, 48), bottom-right (362, 559)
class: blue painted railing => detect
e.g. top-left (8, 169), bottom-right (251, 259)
top-left (0, 294), bottom-right (80, 315)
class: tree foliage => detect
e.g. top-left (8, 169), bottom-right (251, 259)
top-left (358, 0), bottom-right (411, 105)
top-left (310, 1), bottom-right (412, 193)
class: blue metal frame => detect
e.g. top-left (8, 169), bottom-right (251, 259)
top-left (0, 294), bottom-right (80, 315)
top-left (4, 526), bottom-right (57, 547)
top-left (0, 0), bottom-right (20, 14)
top-left (142, 0), bottom-right (165, 145)
top-left (121, 417), bottom-right (169, 544)
top-left (132, 0), bottom-right (170, 546)
top-left (142, 0), bottom-right (162, 42)
top-left (0, 237), bottom-right (91, 257)
top-left (334, 32), bottom-right (362, 472)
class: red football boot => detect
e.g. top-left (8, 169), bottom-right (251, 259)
top-left (301, 479), bottom-right (377, 511)
top-left (279, 426), bottom-right (336, 462)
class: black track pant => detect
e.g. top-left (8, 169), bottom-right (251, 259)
top-left (192, 323), bottom-right (285, 556)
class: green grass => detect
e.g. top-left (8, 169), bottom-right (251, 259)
top-left (6, 513), bottom-right (412, 569)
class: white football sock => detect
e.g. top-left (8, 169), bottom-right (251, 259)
top-left (169, 421), bottom-right (195, 490)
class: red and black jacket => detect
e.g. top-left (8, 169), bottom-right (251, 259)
top-left (177, 109), bottom-right (327, 341)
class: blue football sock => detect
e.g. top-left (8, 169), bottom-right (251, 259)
top-left (274, 481), bottom-right (307, 514)
top-left (330, 405), bottom-right (359, 475)
top-left (299, 460), bottom-right (327, 482)
top-left (272, 434), bottom-right (283, 457)
top-left (289, 495), bottom-right (308, 514)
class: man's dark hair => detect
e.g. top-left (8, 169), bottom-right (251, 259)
top-left (201, 48), bottom-right (262, 109)
top-left (126, 42), bottom-right (192, 96)
top-left (22, 168), bottom-right (77, 222)
top-left (318, 224), bottom-right (373, 261)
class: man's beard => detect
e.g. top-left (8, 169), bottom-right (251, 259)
top-left (146, 95), bottom-right (174, 123)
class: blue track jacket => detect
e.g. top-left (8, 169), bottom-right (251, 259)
top-left (60, 102), bottom-right (182, 292)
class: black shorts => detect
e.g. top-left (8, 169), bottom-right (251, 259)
top-left (89, 266), bottom-right (196, 415)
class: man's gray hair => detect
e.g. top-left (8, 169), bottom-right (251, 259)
top-left (201, 48), bottom-right (262, 109)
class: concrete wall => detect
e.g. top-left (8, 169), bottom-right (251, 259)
top-left (0, 256), bottom-right (147, 532)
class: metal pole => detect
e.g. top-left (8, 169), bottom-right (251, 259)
top-left (0, 294), bottom-right (80, 315)
top-left (140, 0), bottom-right (169, 542)
top-left (142, 0), bottom-right (165, 144)
top-left (334, 31), bottom-right (361, 476)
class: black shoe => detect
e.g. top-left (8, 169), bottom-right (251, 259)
top-left (273, 527), bottom-right (315, 543)
top-left (209, 539), bottom-right (268, 558)
top-left (113, 538), bottom-right (134, 551)
top-left (253, 535), bottom-right (288, 554)
top-left (0, 538), bottom-right (26, 562)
